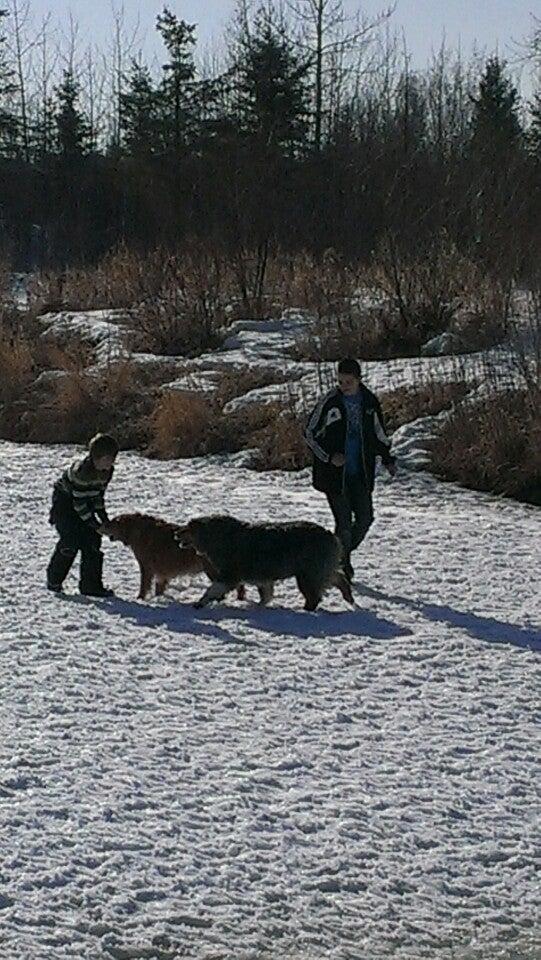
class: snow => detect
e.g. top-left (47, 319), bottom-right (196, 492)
top-left (32, 304), bottom-right (526, 422)
top-left (0, 441), bottom-right (539, 960)
top-left (39, 310), bottom-right (131, 362)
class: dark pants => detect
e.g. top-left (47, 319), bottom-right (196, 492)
top-left (326, 474), bottom-right (374, 569)
top-left (47, 488), bottom-right (104, 592)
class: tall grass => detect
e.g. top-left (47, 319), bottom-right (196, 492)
top-left (429, 297), bottom-right (541, 504)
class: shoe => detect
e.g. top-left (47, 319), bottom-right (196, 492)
top-left (80, 585), bottom-right (115, 598)
top-left (47, 582), bottom-right (63, 593)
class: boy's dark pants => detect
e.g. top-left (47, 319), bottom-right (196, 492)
top-left (326, 474), bottom-right (374, 570)
top-left (47, 489), bottom-right (104, 592)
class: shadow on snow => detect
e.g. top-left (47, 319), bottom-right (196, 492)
top-left (73, 594), bottom-right (411, 644)
top-left (356, 585), bottom-right (541, 652)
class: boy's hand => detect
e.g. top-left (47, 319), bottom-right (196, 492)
top-left (331, 453), bottom-right (346, 467)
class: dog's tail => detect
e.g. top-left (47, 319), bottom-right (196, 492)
top-left (321, 535), bottom-right (354, 604)
top-left (304, 530), bottom-right (343, 586)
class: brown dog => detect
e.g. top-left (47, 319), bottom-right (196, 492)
top-left (101, 512), bottom-right (246, 602)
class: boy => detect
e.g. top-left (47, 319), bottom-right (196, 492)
top-left (46, 433), bottom-right (119, 597)
top-left (304, 358), bottom-right (396, 581)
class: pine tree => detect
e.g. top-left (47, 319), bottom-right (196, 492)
top-left (235, 10), bottom-right (310, 153)
top-left (157, 7), bottom-right (197, 152)
top-left (54, 69), bottom-right (90, 159)
top-left (394, 71), bottom-right (427, 157)
top-left (0, 8), bottom-right (18, 156)
top-left (528, 90), bottom-right (541, 159)
top-left (470, 57), bottom-right (522, 161)
top-left (120, 60), bottom-right (164, 156)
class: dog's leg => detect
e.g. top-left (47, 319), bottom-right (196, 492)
top-left (236, 583), bottom-right (246, 601)
top-left (296, 574), bottom-right (322, 612)
top-left (194, 581), bottom-right (229, 608)
top-left (257, 582), bottom-right (274, 606)
top-left (333, 571), bottom-right (354, 605)
top-left (138, 562), bottom-right (152, 600)
top-left (155, 577), bottom-right (168, 597)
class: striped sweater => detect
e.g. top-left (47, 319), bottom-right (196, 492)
top-left (55, 455), bottom-right (113, 528)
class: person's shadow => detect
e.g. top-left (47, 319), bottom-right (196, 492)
top-left (356, 584), bottom-right (541, 652)
top-left (69, 593), bottom-right (411, 645)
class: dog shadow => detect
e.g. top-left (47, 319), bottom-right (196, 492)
top-left (356, 584), bottom-right (541, 652)
top-left (70, 593), bottom-right (410, 644)
top-left (206, 603), bottom-right (411, 642)
top-left (61, 593), bottom-right (245, 646)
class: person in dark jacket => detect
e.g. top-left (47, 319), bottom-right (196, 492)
top-left (304, 358), bottom-right (396, 580)
top-left (46, 433), bottom-right (119, 597)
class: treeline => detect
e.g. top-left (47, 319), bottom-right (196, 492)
top-left (0, 1), bottom-right (540, 275)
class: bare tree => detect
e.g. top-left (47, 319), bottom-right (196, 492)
top-left (286, 0), bottom-right (394, 149)
top-left (32, 14), bottom-right (57, 157)
top-left (6, 0), bottom-right (48, 160)
top-left (108, 1), bottom-right (140, 150)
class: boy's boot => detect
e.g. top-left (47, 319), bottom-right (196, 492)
top-left (80, 548), bottom-right (114, 598)
top-left (47, 543), bottom-right (77, 592)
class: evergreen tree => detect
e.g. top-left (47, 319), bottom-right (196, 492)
top-left (0, 9), bottom-right (18, 156)
top-left (33, 93), bottom-right (56, 160)
top-left (394, 71), bottom-right (427, 157)
top-left (120, 60), bottom-right (164, 156)
top-left (470, 57), bottom-right (522, 160)
top-left (54, 69), bottom-right (90, 159)
top-left (157, 7), bottom-right (197, 152)
top-left (235, 10), bottom-right (310, 153)
top-left (528, 90), bottom-right (541, 159)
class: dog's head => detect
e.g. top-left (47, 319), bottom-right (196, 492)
top-left (175, 518), bottom-right (204, 553)
top-left (175, 516), bottom-right (236, 558)
top-left (100, 515), bottom-right (132, 544)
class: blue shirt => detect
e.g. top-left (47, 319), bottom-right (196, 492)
top-left (343, 393), bottom-right (362, 476)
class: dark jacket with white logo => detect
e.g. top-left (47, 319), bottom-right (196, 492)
top-left (304, 385), bottom-right (394, 496)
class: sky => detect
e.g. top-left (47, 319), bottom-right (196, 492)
top-left (20, 0), bottom-right (539, 88)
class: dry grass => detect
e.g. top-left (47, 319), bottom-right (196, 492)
top-left (430, 388), bottom-right (541, 505)
top-left (25, 242), bottom-right (512, 365)
top-left (146, 386), bottom-right (309, 471)
top-left (27, 245), bottom-right (172, 312)
top-left (291, 236), bottom-right (512, 364)
top-left (249, 404), bottom-right (311, 472)
top-left (0, 331), bottom-right (35, 403)
top-left (429, 290), bottom-right (541, 504)
top-left (131, 289), bottom-right (224, 357)
top-left (380, 380), bottom-right (472, 433)
top-left (10, 361), bottom-right (153, 448)
top-left (147, 391), bottom-right (221, 459)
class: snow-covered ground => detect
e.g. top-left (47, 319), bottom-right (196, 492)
top-left (1, 441), bottom-right (539, 960)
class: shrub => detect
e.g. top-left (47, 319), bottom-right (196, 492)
top-left (131, 287), bottom-right (224, 357)
top-left (27, 244), bottom-right (172, 313)
top-left (370, 232), bottom-right (479, 342)
top-left (0, 331), bottom-right (35, 403)
top-left (19, 361), bottom-right (153, 448)
top-left (147, 391), bottom-right (221, 459)
top-left (430, 388), bottom-right (541, 505)
top-left (451, 279), bottom-right (513, 352)
top-left (250, 405), bottom-right (311, 472)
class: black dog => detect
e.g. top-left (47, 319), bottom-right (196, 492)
top-left (176, 515), bottom-right (354, 611)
